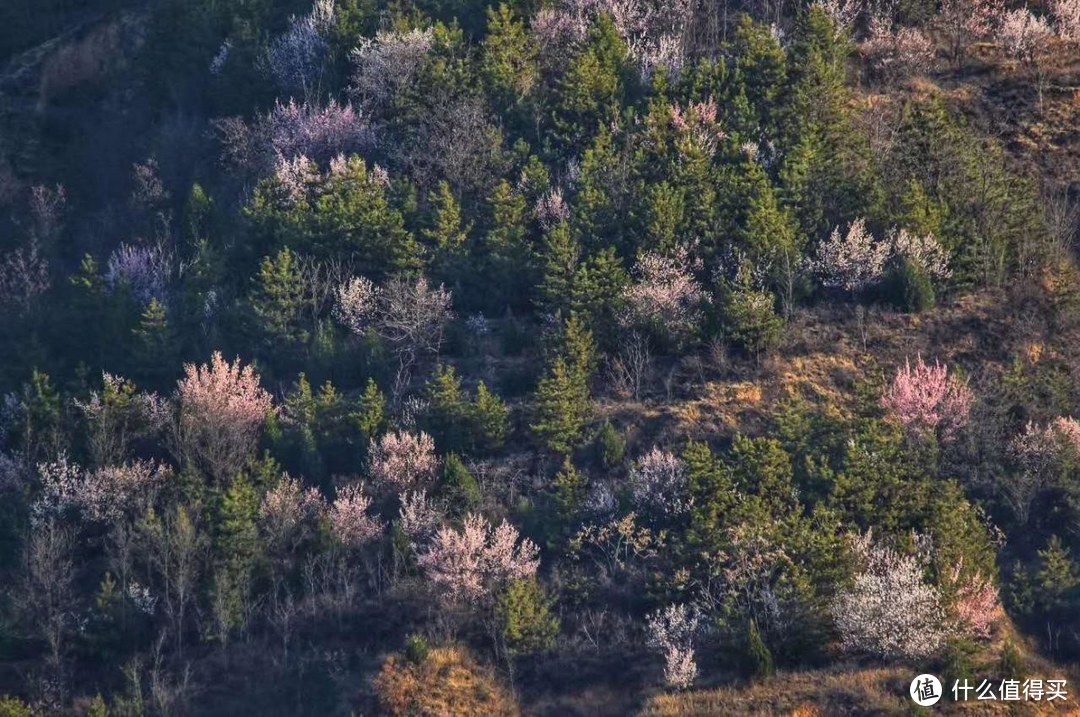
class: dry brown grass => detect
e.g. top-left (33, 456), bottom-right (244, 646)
top-left (373, 645), bottom-right (518, 717)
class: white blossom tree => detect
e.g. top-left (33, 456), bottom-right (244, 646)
top-left (334, 275), bottom-right (454, 394)
top-left (398, 489), bottom-right (442, 544)
top-left (105, 242), bottom-right (172, 306)
top-left (350, 28), bottom-right (435, 111)
top-left (1000, 9), bottom-right (1054, 107)
top-left (267, 0), bottom-right (335, 98)
top-left (831, 533), bottom-right (948, 661)
top-left (814, 218), bottom-right (890, 293)
top-left (628, 448), bottom-right (691, 518)
top-left (646, 603), bottom-right (700, 690)
top-left (888, 228), bottom-right (951, 280)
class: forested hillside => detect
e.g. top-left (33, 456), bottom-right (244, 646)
top-left (1, 0), bottom-right (1080, 714)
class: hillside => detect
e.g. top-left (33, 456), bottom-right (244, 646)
top-left (3, 0), bottom-right (1080, 715)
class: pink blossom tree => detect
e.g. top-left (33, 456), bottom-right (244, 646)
top-left (398, 489), bottom-right (442, 544)
top-left (860, 18), bottom-right (935, 83)
top-left (646, 603), bottom-right (700, 690)
top-left (669, 98), bottom-right (726, 157)
top-left (831, 533), bottom-right (948, 661)
top-left (80, 461), bottom-right (170, 524)
top-left (417, 514), bottom-right (540, 602)
top-left (936, 0), bottom-right (1003, 66)
top-left (945, 561), bottom-right (1001, 639)
top-left (368, 431), bottom-right (439, 491)
top-left (174, 352), bottom-right (274, 481)
top-left (326, 482), bottom-right (383, 549)
top-left (259, 474), bottom-right (326, 549)
top-left (880, 356), bottom-right (973, 441)
top-left (1051, 0), bottom-right (1080, 42)
top-left (621, 248), bottom-right (707, 346)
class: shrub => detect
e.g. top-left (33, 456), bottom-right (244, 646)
top-left (881, 256), bottom-right (935, 312)
top-left (439, 454), bottom-right (481, 515)
top-left (594, 420), bottom-right (625, 469)
top-left (720, 286), bottom-right (784, 358)
top-left (0, 697), bottom-right (30, 717)
top-left (999, 641), bottom-right (1025, 680)
top-left (405, 634), bottom-right (430, 664)
top-left (744, 619), bottom-right (775, 680)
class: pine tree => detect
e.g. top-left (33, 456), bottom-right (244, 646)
top-left (531, 357), bottom-right (590, 456)
top-left (353, 378), bottom-right (387, 440)
top-left (211, 472), bottom-right (260, 638)
top-left (469, 382), bottom-right (509, 453)
top-left (553, 456), bottom-right (586, 521)
top-left (425, 181), bottom-right (470, 271)
top-left (536, 224), bottom-right (579, 316)
top-left (643, 181), bottom-right (686, 255)
top-left (132, 297), bottom-right (176, 387)
top-left (497, 578), bottom-right (558, 655)
top-left (744, 619), bottom-right (775, 680)
top-left (568, 248), bottom-right (629, 334)
top-left (214, 473), bottom-right (260, 573)
top-left (251, 247), bottom-right (308, 356)
top-left (424, 364), bottom-right (469, 452)
top-left (483, 180), bottom-right (530, 309)
top-left (594, 420), bottom-right (625, 469)
top-left (283, 373), bottom-right (321, 475)
top-left (557, 313), bottom-right (598, 387)
top-left (552, 15), bottom-right (627, 156)
top-left (482, 4), bottom-right (537, 107)
top-left (1036, 535), bottom-right (1078, 615)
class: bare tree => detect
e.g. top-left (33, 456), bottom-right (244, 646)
top-left (139, 507), bottom-right (207, 656)
top-left (18, 519), bottom-right (76, 672)
top-left (607, 332), bottom-right (652, 400)
top-left (1042, 185), bottom-right (1079, 267)
top-left (335, 275), bottom-right (454, 397)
